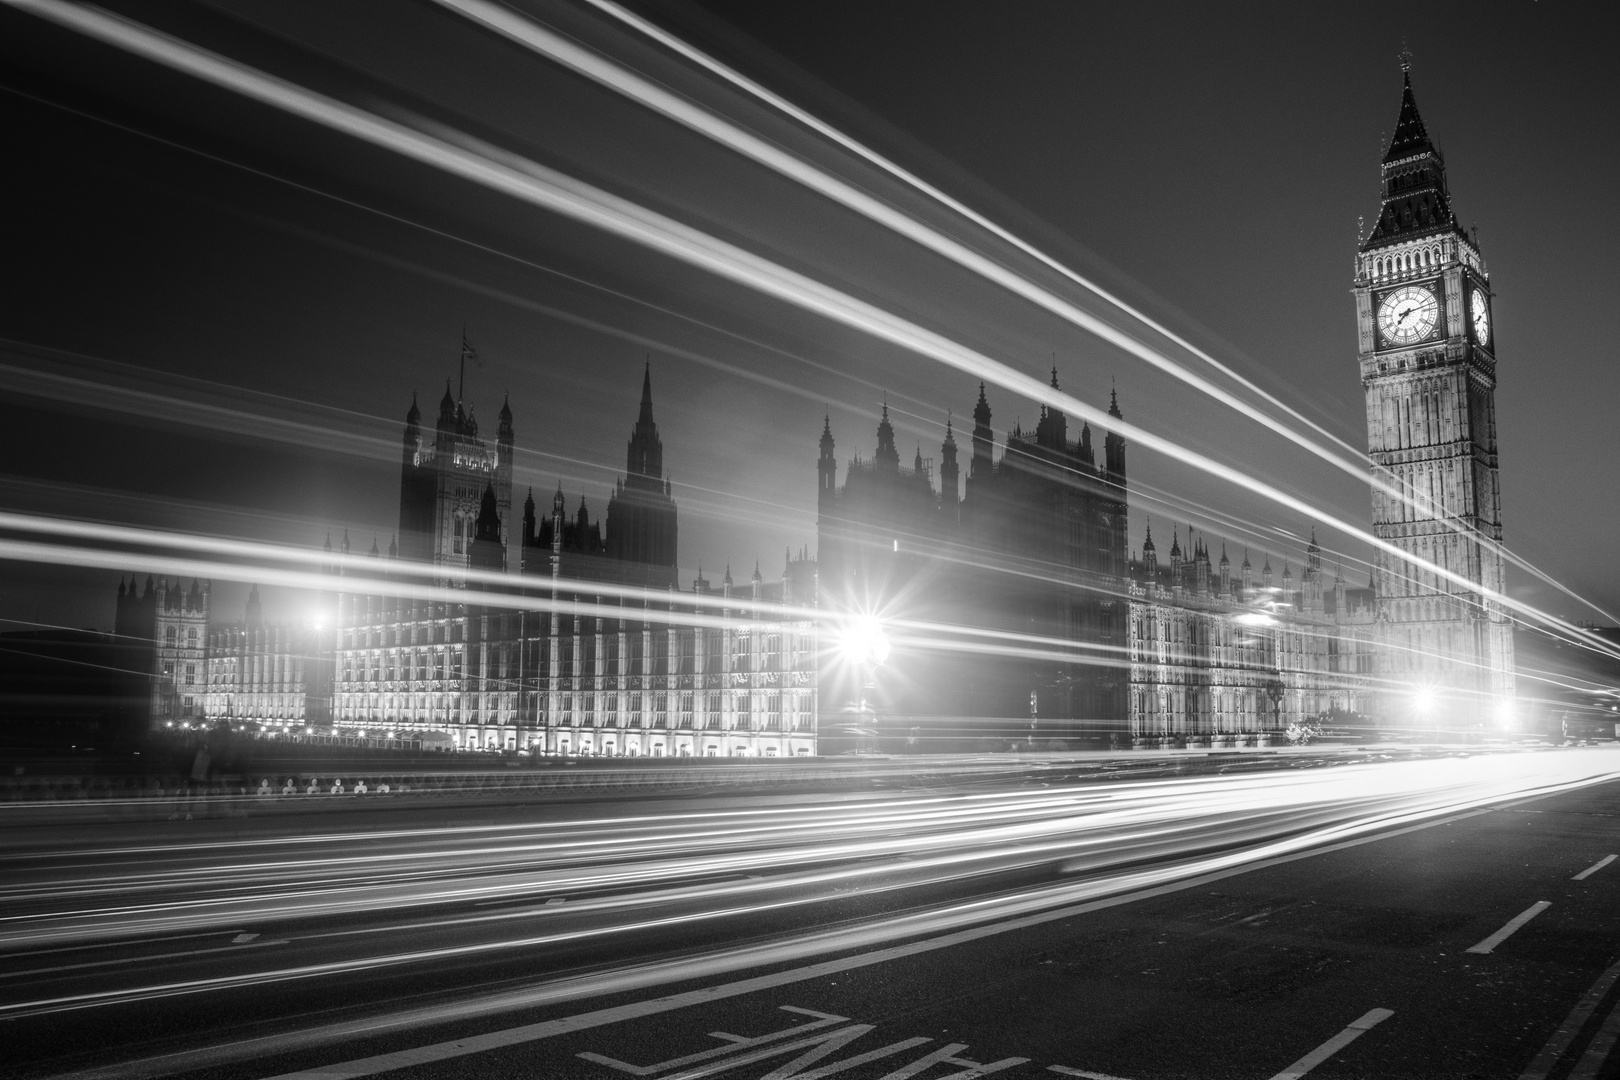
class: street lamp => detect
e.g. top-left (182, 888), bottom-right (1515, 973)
top-left (1263, 678), bottom-right (1285, 733)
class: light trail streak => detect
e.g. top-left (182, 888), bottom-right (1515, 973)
top-left (1, 751), bottom-right (1615, 1023)
top-left (518, 0), bottom-right (1606, 629)
top-left (0, 505), bottom-right (1581, 697)
top-left (8, 0), bottom-right (1612, 663)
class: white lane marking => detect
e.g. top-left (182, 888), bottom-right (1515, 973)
top-left (1264, 1008), bottom-right (1394, 1080)
top-left (231, 933), bottom-right (258, 944)
top-left (1572, 855), bottom-right (1616, 881)
top-left (68, 805), bottom-right (1498, 1080)
top-left (1516, 955), bottom-right (1620, 1079)
top-left (241, 812), bottom-right (1492, 1080)
top-left (5, 939), bottom-right (287, 978)
top-left (1566, 988), bottom-right (1620, 1080)
top-left (1049, 1065), bottom-right (1134, 1080)
top-left (1467, 901), bottom-right (1551, 954)
top-left (579, 1007), bottom-right (848, 1075)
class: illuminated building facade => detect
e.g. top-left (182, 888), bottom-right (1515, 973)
top-left (203, 586), bottom-right (329, 727)
top-left (1354, 68), bottom-right (1515, 724)
top-left (1126, 530), bottom-right (1378, 742)
top-left (397, 353), bottom-right (515, 581)
top-left (116, 575), bottom-right (210, 727)
top-left (326, 365), bottom-right (819, 755)
top-left (816, 374), bottom-right (1129, 749)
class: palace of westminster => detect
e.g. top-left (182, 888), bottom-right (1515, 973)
top-left (114, 71), bottom-right (1515, 754)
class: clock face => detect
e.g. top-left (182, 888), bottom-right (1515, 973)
top-left (1471, 287), bottom-right (1490, 345)
top-left (1377, 285), bottom-right (1440, 346)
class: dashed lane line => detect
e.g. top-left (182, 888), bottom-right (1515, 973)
top-left (1573, 855), bottom-right (1616, 881)
top-left (1263, 1008), bottom-right (1394, 1080)
top-left (48, 806), bottom-right (1509, 1080)
top-left (1467, 901), bottom-right (1551, 955)
top-left (1516, 955), bottom-right (1620, 1080)
top-left (1049, 1065), bottom-right (1134, 1080)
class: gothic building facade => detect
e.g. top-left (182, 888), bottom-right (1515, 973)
top-left (115, 575), bottom-right (210, 727)
top-left (816, 374), bottom-right (1129, 749)
top-left (325, 364), bottom-right (819, 756)
top-left (1126, 529), bottom-right (1378, 743)
top-left (397, 365), bottom-right (515, 581)
top-left (203, 586), bottom-right (331, 728)
top-left (1354, 68), bottom-right (1515, 724)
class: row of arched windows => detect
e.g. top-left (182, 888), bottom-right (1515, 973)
top-left (1370, 244), bottom-right (1444, 280)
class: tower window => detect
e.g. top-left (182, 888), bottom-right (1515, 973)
top-left (453, 517), bottom-right (465, 554)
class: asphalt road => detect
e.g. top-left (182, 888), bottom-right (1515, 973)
top-left (5, 746), bottom-right (1620, 1080)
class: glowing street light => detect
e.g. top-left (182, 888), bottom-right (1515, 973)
top-left (836, 614), bottom-right (891, 667)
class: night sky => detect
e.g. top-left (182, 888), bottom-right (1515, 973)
top-left (0, 0), bottom-right (1614, 634)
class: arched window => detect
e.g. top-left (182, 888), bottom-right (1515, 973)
top-left (187, 627), bottom-right (198, 648)
top-left (165, 626), bottom-right (177, 645)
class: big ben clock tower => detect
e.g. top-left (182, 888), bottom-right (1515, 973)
top-left (1354, 64), bottom-right (1514, 727)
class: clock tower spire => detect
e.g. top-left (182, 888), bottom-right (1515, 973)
top-left (1354, 65), bottom-right (1514, 729)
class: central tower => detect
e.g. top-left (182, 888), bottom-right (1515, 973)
top-left (1353, 66), bottom-right (1514, 726)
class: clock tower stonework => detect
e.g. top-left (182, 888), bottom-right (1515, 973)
top-left (1354, 67), bottom-right (1514, 727)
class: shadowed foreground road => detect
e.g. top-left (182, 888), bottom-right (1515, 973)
top-left (4, 747), bottom-right (1620, 1079)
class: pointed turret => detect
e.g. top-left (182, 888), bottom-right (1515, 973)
top-left (969, 383), bottom-right (994, 482)
top-left (437, 381), bottom-right (456, 432)
top-left (246, 584), bottom-right (262, 626)
top-left (1104, 386), bottom-right (1126, 482)
top-left (624, 362), bottom-right (664, 480)
top-left (874, 401), bottom-right (899, 470)
top-left (939, 414), bottom-right (960, 515)
top-left (817, 414), bottom-right (837, 514)
top-left (1142, 521), bottom-right (1158, 579)
top-left (1035, 366), bottom-right (1066, 450)
top-left (474, 483), bottom-right (501, 543)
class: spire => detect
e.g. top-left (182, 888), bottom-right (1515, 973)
top-left (625, 362), bottom-right (664, 479)
top-left (1242, 547), bottom-right (1251, 569)
top-left (973, 382), bottom-right (991, 427)
top-left (1383, 70), bottom-right (1434, 165)
top-left (1050, 365), bottom-right (1059, 390)
top-left (913, 443), bottom-right (924, 472)
top-left (1169, 527), bottom-right (1182, 560)
top-left (498, 391), bottom-right (513, 441)
top-left (874, 400), bottom-right (899, 469)
top-left (474, 483), bottom-right (501, 542)
top-left (369, 536), bottom-right (379, 557)
top-left (1109, 384), bottom-right (1122, 419)
top-left (1219, 542), bottom-right (1230, 567)
top-left (388, 533), bottom-right (398, 559)
top-left (1142, 521), bottom-right (1155, 553)
top-left (1364, 66), bottom-right (1462, 250)
top-left (820, 413), bottom-right (835, 455)
top-left (943, 412), bottom-right (956, 447)
top-left (405, 391), bottom-right (420, 427)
